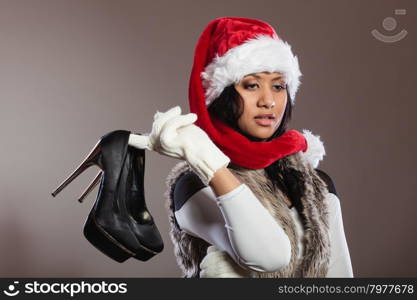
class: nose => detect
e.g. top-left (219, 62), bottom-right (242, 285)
top-left (257, 86), bottom-right (275, 108)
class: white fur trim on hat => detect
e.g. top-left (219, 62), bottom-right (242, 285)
top-left (201, 35), bottom-right (302, 106)
top-left (300, 129), bottom-right (326, 169)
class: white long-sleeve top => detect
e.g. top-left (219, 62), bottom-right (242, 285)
top-left (173, 175), bottom-right (354, 277)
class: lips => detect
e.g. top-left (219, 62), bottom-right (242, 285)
top-left (254, 113), bottom-right (275, 119)
top-left (254, 114), bottom-right (275, 126)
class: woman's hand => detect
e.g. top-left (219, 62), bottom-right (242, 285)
top-left (158, 110), bottom-right (230, 185)
top-left (129, 105), bottom-right (230, 185)
top-left (200, 246), bottom-right (252, 278)
top-left (128, 106), bottom-right (183, 153)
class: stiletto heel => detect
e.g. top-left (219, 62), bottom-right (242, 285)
top-left (51, 140), bottom-right (101, 198)
top-left (77, 170), bottom-right (102, 203)
top-left (52, 130), bottom-right (164, 263)
top-left (51, 131), bottom-right (142, 262)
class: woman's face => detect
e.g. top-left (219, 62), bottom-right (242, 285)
top-left (234, 72), bottom-right (288, 141)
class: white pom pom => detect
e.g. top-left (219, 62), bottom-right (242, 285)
top-left (301, 129), bottom-right (326, 168)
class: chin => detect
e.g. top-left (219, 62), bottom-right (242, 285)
top-left (248, 130), bottom-right (274, 141)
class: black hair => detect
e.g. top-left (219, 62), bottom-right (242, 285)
top-left (207, 85), bottom-right (305, 212)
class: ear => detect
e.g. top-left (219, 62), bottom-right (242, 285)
top-left (300, 129), bottom-right (326, 169)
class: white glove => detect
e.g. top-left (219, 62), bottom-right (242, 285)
top-left (158, 110), bottom-right (230, 186)
top-left (127, 106), bottom-right (182, 153)
top-left (128, 105), bottom-right (230, 185)
top-left (200, 246), bottom-right (253, 278)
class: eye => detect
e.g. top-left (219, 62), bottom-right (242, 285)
top-left (243, 83), bottom-right (259, 90)
top-left (273, 84), bottom-right (287, 91)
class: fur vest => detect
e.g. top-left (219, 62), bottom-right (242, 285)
top-left (164, 130), bottom-right (331, 278)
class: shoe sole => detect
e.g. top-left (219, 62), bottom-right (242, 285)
top-left (84, 216), bottom-right (159, 262)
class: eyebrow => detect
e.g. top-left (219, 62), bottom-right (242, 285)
top-left (245, 73), bottom-right (285, 81)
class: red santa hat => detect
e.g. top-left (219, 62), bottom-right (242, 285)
top-left (188, 17), bottom-right (311, 169)
top-left (199, 17), bottom-right (302, 106)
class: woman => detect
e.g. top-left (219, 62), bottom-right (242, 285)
top-left (128, 17), bottom-right (353, 278)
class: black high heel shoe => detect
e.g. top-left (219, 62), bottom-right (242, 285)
top-left (51, 130), bottom-right (163, 262)
top-left (126, 145), bottom-right (164, 260)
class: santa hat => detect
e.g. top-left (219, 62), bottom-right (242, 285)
top-left (197, 17), bottom-right (302, 107)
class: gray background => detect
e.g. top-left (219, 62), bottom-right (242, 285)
top-left (0, 0), bottom-right (415, 277)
